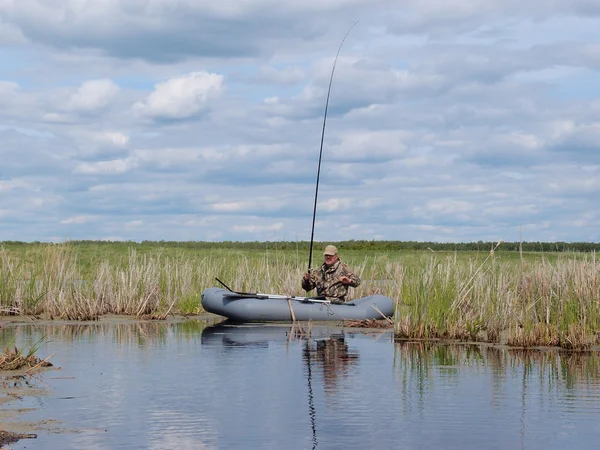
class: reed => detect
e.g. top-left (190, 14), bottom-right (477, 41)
top-left (0, 336), bottom-right (52, 371)
top-left (1, 243), bottom-right (600, 349)
top-left (393, 249), bottom-right (600, 349)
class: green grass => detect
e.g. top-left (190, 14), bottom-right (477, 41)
top-left (1, 241), bottom-right (599, 349)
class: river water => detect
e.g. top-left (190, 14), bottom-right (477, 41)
top-left (2, 319), bottom-right (600, 449)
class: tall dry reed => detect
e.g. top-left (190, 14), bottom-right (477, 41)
top-left (393, 249), bottom-right (600, 349)
top-left (2, 244), bottom-right (600, 348)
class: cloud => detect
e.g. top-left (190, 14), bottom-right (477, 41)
top-left (1, 1), bottom-right (600, 243)
top-left (0, 0), bottom-right (378, 62)
top-left (73, 159), bottom-right (137, 175)
top-left (0, 80), bottom-right (20, 94)
top-left (98, 132), bottom-right (129, 147)
top-left (65, 79), bottom-right (120, 113)
top-left (320, 198), bottom-right (352, 212)
top-left (232, 222), bottom-right (284, 233)
top-left (256, 65), bottom-right (306, 85)
top-left (60, 215), bottom-right (93, 224)
top-left (328, 130), bottom-right (409, 162)
top-left (548, 123), bottom-right (600, 159)
top-left (132, 72), bottom-right (224, 120)
top-left (384, 0), bottom-right (600, 38)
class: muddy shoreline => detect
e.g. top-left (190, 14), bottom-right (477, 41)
top-left (0, 368), bottom-right (48, 448)
top-left (0, 312), bottom-right (220, 327)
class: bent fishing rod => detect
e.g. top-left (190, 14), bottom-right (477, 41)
top-left (307, 21), bottom-right (358, 272)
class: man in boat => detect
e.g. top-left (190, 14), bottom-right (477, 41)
top-left (301, 245), bottom-right (361, 304)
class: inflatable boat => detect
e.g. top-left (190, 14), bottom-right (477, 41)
top-left (201, 287), bottom-right (394, 322)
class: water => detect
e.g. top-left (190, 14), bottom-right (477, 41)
top-left (2, 320), bottom-right (600, 449)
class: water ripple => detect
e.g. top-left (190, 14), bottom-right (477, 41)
top-left (5, 323), bottom-right (600, 449)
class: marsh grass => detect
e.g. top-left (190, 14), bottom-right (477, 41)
top-left (1, 242), bottom-right (600, 348)
top-left (0, 336), bottom-right (52, 371)
top-left (394, 247), bottom-right (600, 349)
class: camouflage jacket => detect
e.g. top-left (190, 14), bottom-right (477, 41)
top-left (301, 260), bottom-right (361, 303)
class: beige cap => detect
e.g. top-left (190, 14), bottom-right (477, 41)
top-left (323, 245), bottom-right (338, 256)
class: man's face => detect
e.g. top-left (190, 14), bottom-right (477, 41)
top-left (324, 253), bottom-right (338, 266)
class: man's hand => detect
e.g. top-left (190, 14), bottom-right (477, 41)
top-left (303, 272), bottom-right (311, 281)
top-left (339, 275), bottom-right (351, 285)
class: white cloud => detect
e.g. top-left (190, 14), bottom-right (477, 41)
top-left (258, 65), bottom-right (306, 85)
top-left (415, 200), bottom-right (474, 216)
top-left (211, 197), bottom-right (287, 214)
top-left (99, 132), bottom-right (129, 147)
top-left (320, 198), bottom-right (352, 212)
top-left (133, 72), bottom-right (224, 120)
top-left (65, 79), bottom-right (120, 113)
top-left (0, 80), bottom-right (20, 94)
top-left (73, 159), bottom-right (136, 175)
top-left (0, 179), bottom-right (27, 192)
top-left (232, 222), bottom-right (284, 233)
top-left (329, 130), bottom-right (409, 161)
top-left (0, 1), bottom-right (600, 242)
top-left (42, 112), bottom-right (74, 123)
top-left (211, 202), bottom-right (247, 212)
top-left (60, 216), bottom-right (92, 224)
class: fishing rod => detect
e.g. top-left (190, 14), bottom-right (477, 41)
top-left (308, 21), bottom-right (358, 272)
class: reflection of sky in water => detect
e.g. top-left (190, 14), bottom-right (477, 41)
top-left (3, 323), bottom-right (600, 449)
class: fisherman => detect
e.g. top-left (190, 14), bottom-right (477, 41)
top-left (301, 245), bottom-right (361, 304)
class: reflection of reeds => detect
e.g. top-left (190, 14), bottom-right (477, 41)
top-left (394, 342), bottom-right (600, 387)
top-left (10, 320), bottom-right (213, 347)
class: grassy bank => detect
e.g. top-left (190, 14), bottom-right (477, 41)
top-left (392, 246), bottom-right (600, 350)
top-left (1, 241), bottom-right (599, 349)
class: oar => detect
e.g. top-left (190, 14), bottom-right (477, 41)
top-left (307, 21), bottom-right (358, 272)
top-left (216, 278), bottom-right (330, 303)
top-left (215, 277), bottom-right (260, 296)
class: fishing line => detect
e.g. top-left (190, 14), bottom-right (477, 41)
top-left (308, 21), bottom-right (358, 271)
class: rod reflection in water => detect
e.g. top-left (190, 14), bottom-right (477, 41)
top-left (201, 324), bottom-right (363, 448)
top-left (303, 339), bottom-right (318, 450)
top-left (301, 331), bottom-right (361, 449)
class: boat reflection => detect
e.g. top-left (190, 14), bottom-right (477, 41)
top-left (200, 322), bottom-right (358, 348)
top-left (201, 323), bottom-right (360, 382)
top-left (200, 322), bottom-right (292, 349)
top-left (306, 334), bottom-right (359, 395)
top-left (201, 322), bottom-right (362, 450)
top-left (304, 332), bottom-right (360, 449)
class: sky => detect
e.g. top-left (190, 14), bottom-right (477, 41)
top-left (1, 0), bottom-right (599, 243)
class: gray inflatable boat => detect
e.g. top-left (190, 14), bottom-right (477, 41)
top-left (201, 287), bottom-right (394, 322)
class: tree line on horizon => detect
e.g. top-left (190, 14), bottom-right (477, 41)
top-left (2, 239), bottom-right (600, 252)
